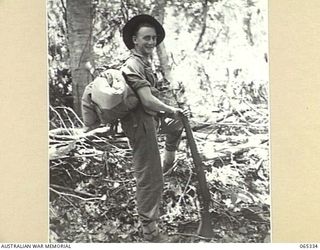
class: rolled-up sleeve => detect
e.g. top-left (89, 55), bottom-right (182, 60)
top-left (121, 58), bottom-right (152, 92)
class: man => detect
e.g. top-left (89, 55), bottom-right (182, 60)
top-left (120, 14), bottom-right (186, 242)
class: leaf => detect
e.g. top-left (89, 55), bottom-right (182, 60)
top-left (241, 208), bottom-right (266, 222)
top-left (79, 160), bottom-right (90, 171)
top-left (238, 227), bottom-right (248, 234)
top-left (95, 232), bottom-right (107, 242)
top-left (49, 140), bottom-right (76, 160)
top-left (230, 192), bottom-right (238, 204)
top-left (118, 234), bottom-right (129, 239)
top-left (49, 230), bottom-right (60, 243)
top-left (236, 192), bottom-right (254, 204)
top-left (263, 233), bottom-right (271, 243)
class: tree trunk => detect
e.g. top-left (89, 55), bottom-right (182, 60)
top-left (152, 0), bottom-right (173, 83)
top-left (66, 0), bottom-right (93, 116)
top-left (243, 0), bottom-right (254, 46)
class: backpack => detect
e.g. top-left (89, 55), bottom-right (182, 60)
top-left (81, 69), bottom-right (139, 129)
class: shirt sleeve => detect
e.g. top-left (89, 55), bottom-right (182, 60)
top-left (121, 58), bottom-right (152, 92)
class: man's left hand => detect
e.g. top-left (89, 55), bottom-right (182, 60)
top-left (172, 107), bottom-right (191, 119)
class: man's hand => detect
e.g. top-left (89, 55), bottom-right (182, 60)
top-left (171, 107), bottom-right (191, 119)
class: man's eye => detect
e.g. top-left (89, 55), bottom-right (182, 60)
top-left (144, 36), bottom-right (157, 41)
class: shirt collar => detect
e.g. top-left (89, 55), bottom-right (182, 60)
top-left (131, 49), bottom-right (151, 66)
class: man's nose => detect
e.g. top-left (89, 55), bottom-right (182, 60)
top-left (149, 37), bottom-right (157, 45)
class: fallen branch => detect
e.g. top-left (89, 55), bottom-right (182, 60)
top-left (71, 152), bottom-right (104, 158)
top-left (243, 99), bottom-right (268, 117)
top-left (103, 178), bottom-right (131, 183)
top-left (50, 106), bottom-right (72, 134)
top-left (178, 164), bottom-right (193, 205)
top-left (199, 137), bottom-right (268, 161)
top-left (50, 184), bottom-right (97, 197)
top-left (66, 162), bottom-right (101, 178)
top-left (60, 195), bottom-right (78, 209)
top-left (163, 159), bottom-right (179, 176)
top-left (169, 232), bottom-right (213, 241)
top-left (50, 187), bottom-right (103, 201)
top-left (57, 106), bottom-right (85, 126)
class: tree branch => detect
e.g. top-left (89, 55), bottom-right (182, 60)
top-left (50, 187), bottom-right (103, 201)
top-left (66, 162), bottom-right (101, 178)
top-left (194, 0), bottom-right (209, 50)
top-left (50, 183), bottom-right (97, 197)
top-left (170, 232), bottom-right (213, 241)
top-left (120, 0), bottom-right (129, 22)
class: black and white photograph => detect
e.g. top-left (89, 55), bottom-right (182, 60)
top-left (48, 0), bottom-right (270, 243)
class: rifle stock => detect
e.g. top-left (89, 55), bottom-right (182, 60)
top-left (180, 114), bottom-right (214, 238)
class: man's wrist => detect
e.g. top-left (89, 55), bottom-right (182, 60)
top-left (168, 107), bottom-right (176, 114)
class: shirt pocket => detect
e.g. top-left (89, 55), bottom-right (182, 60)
top-left (144, 67), bottom-right (156, 86)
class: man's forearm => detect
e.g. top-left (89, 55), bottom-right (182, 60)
top-left (137, 87), bottom-right (176, 114)
top-left (144, 95), bottom-right (175, 114)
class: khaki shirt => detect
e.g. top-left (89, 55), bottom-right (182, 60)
top-left (121, 50), bottom-right (161, 116)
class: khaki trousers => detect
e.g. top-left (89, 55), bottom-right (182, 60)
top-left (120, 106), bottom-right (183, 238)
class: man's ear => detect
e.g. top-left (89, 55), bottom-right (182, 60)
top-left (132, 36), bottom-right (137, 45)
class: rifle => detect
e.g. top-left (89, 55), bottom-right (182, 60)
top-left (169, 81), bottom-right (214, 237)
top-left (179, 112), bottom-right (214, 238)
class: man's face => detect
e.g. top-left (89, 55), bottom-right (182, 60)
top-left (132, 26), bottom-right (157, 57)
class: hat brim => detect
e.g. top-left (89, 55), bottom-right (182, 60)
top-left (122, 14), bottom-right (165, 50)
